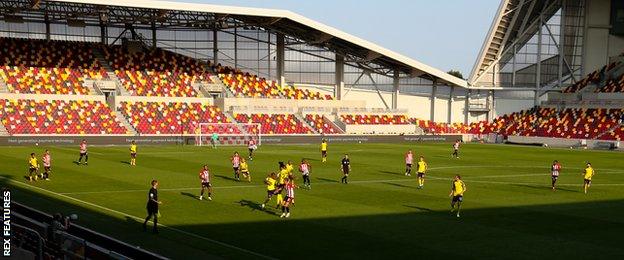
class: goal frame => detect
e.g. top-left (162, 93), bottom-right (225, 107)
top-left (195, 123), bottom-right (262, 146)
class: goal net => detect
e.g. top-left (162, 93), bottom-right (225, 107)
top-left (195, 123), bottom-right (261, 146)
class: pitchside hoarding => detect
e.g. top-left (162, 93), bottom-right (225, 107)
top-left (0, 135), bottom-right (463, 146)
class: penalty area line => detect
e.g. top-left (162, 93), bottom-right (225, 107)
top-left (0, 177), bottom-right (277, 260)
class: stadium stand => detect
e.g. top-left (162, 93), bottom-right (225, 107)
top-left (340, 114), bottom-right (409, 125)
top-left (594, 74), bottom-right (624, 93)
top-left (0, 99), bottom-right (127, 134)
top-left (0, 38), bottom-right (108, 94)
top-left (413, 119), bottom-right (471, 134)
top-left (467, 107), bottom-right (624, 139)
top-left (102, 45), bottom-right (211, 97)
top-left (218, 71), bottom-right (282, 98)
top-left (234, 113), bottom-right (312, 134)
top-left (304, 114), bottom-right (343, 134)
top-left (119, 101), bottom-right (233, 134)
top-left (216, 64), bottom-right (332, 100)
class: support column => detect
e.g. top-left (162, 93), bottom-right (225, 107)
top-left (100, 23), bottom-right (107, 44)
top-left (490, 90), bottom-right (496, 121)
top-left (335, 54), bottom-right (345, 100)
top-left (276, 33), bottom-right (285, 86)
top-left (151, 21), bottom-right (157, 48)
top-left (512, 44), bottom-right (517, 87)
top-left (44, 14), bottom-right (51, 41)
top-left (448, 86), bottom-right (454, 124)
top-left (234, 27), bottom-right (238, 68)
top-left (392, 70), bottom-right (399, 109)
top-left (430, 82), bottom-right (437, 122)
top-left (464, 90), bottom-right (470, 124)
top-left (535, 15), bottom-right (543, 107)
top-left (212, 27), bottom-right (218, 65)
top-left (267, 30), bottom-right (271, 78)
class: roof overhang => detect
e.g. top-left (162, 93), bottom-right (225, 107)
top-left (469, 0), bottom-right (560, 86)
top-left (2, 0), bottom-right (468, 88)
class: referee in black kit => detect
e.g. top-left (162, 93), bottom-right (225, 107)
top-left (143, 179), bottom-right (161, 234)
top-left (340, 154), bottom-right (351, 184)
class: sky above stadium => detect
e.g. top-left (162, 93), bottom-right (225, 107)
top-left (175, 0), bottom-right (500, 78)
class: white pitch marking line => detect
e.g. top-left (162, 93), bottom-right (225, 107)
top-left (57, 165), bottom-right (624, 195)
top-left (0, 177), bottom-right (277, 260)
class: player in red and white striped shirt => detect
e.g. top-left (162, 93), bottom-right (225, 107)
top-left (452, 140), bottom-right (461, 159)
top-left (199, 165), bottom-right (212, 201)
top-left (247, 139), bottom-right (257, 161)
top-left (405, 150), bottom-right (414, 176)
top-left (231, 152), bottom-right (241, 181)
top-left (42, 150), bottom-right (51, 180)
top-left (77, 139), bottom-right (88, 165)
top-left (299, 159), bottom-right (311, 189)
top-left (551, 160), bottom-right (562, 191)
top-left (280, 177), bottom-right (297, 218)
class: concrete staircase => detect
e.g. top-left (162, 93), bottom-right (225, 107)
top-left (223, 111), bottom-right (248, 134)
top-left (322, 114), bottom-right (345, 134)
top-left (294, 113), bottom-right (319, 134)
top-left (93, 48), bottom-right (132, 96)
top-left (209, 75), bottom-right (235, 97)
top-left (0, 123), bottom-right (9, 136)
top-left (115, 111), bottom-right (138, 135)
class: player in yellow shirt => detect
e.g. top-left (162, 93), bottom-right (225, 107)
top-left (261, 172), bottom-right (277, 209)
top-left (286, 160), bottom-right (295, 174)
top-left (320, 139), bottom-right (328, 163)
top-left (240, 158), bottom-right (251, 182)
top-left (449, 175), bottom-right (466, 218)
top-left (129, 140), bottom-right (137, 166)
top-left (416, 156), bottom-right (428, 189)
top-left (28, 153), bottom-right (39, 182)
top-left (582, 162), bottom-right (595, 194)
top-left (275, 162), bottom-right (290, 208)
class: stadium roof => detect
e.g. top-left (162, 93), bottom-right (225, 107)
top-left (31, 0), bottom-right (468, 88)
top-left (469, 0), bottom-right (560, 86)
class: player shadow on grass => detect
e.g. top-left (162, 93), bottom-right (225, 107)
top-left (119, 161), bottom-right (131, 165)
top-left (180, 192), bottom-right (199, 200)
top-left (513, 183), bottom-right (580, 193)
top-left (382, 182), bottom-right (413, 188)
top-left (214, 175), bottom-right (239, 182)
top-left (403, 204), bottom-right (434, 212)
top-left (316, 177), bottom-right (339, 183)
top-left (238, 199), bottom-right (279, 216)
top-left (379, 170), bottom-right (403, 176)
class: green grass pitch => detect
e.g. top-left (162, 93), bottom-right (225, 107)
top-left (1, 142), bottom-right (624, 259)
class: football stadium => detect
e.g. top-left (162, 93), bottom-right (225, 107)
top-left (1, 0), bottom-right (624, 259)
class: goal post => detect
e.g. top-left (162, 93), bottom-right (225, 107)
top-left (195, 123), bottom-right (261, 146)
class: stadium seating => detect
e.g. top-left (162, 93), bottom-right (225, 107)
top-left (413, 119), bottom-right (471, 134)
top-left (304, 114), bottom-right (342, 134)
top-left (0, 38), bottom-right (107, 94)
top-left (281, 85), bottom-right (333, 100)
top-left (234, 113), bottom-right (312, 134)
top-left (218, 72), bottom-right (282, 98)
top-left (103, 46), bottom-right (211, 97)
top-left (0, 99), bottom-right (126, 134)
top-left (468, 107), bottom-right (624, 139)
top-left (216, 64), bottom-right (332, 99)
top-left (594, 74), bottom-right (624, 93)
top-left (340, 114), bottom-right (409, 125)
top-left (119, 101), bottom-right (234, 134)
top-left (562, 61), bottom-right (618, 93)
top-left (599, 125), bottom-right (624, 141)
